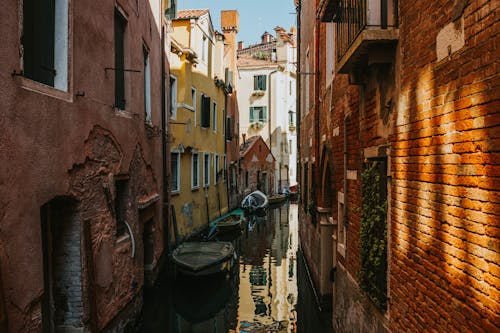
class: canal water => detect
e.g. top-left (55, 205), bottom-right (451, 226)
top-left (139, 203), bottom-right (333, 333)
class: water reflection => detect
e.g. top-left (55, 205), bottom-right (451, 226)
top-left (140, 203), bottom-right (330, 333)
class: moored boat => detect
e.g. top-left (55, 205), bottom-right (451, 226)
top-left (209, 209), bottom-right (245, 233)
top-left (241, 190), bottom-right (269, 213)
top-left (268, 193), bottom-right (286, 205)
top-left (171, 242), bottom-right (235, 277)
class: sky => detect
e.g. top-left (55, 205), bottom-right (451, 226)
top-left (177, 0), bottom-right (297, 46)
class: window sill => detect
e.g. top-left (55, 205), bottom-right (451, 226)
top-left (19, 77), bottom-right (73, 102)
top-left (171, 191), bottom-right (180, 196)
top-left (191, 187), bottom-right (199, 191)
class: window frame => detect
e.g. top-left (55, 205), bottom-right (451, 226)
top-left (250, 106), bottom-right (267, 123)
top-left (212, 101), bottom-right (217, 132)
top-left (143, 45), bottom-right (151, 122)
top-left (191, 87), bottom-right (197, 127)
top-left (214, 154), bottom-right (219, 184)
top-left (20, 0), bottom-right (72, 99)
top-left (203, 153), bottom-right (210, 187)
top-left (201, 93), bottom-right (210, 128)
top-left (191, 152), bottom-right (199, 190)
top-left (170, 74), bottom-right (178, 119)
top-left (253, 75), bottom-right (267, 91)
top-left (171, 151), bottom-right (181, 193)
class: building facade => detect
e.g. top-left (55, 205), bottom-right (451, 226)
top-left (169, 9), bottom-right (233, 238)
top-left (297, 0), bottom-right (499, 332)
top-left (239, 136), bottom-right (276, 197)
top-left (237, 27), bottom-right (298, 194)
top-left (0, 0), bottom-right (172, 331)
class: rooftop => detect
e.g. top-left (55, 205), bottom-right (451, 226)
top-left (176, 9), bottom-right (209, 19)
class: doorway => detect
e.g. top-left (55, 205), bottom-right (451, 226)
top-left (40, 197), bottom-right (83, 333)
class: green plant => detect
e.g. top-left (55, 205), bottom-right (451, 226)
top-left (359, 161), bottom-right (388, 310)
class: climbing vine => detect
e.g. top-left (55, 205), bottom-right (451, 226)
top-left (360, 160), bottom-right (388, 310)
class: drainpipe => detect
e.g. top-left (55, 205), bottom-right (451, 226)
top-left (314, 12), bottom-right (321, 205)
top-left (296, 1), bottom-right (301, 193)
top-left (344, 113), bottom-right (350, 227)
top-left (268, 69), bottom-right (279, 193)
top-left (161, 26), bottom-right (171, 252)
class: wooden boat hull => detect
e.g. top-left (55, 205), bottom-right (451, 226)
top-left (210, 209), bottom-right (244, 233)
top-left (172, 242), bottom-right (235, 277)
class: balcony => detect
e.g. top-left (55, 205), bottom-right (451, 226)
top-left (330, 0), bottom-right (399, 75)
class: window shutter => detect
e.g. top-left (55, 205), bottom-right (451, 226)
top-left (201, 95), bottom-right (210, 127)
top-left (23, 0), bottom-right (56, 86)
top-left (262, 76), bottom-right (267, 90)
top-left (261, 107), bottom-right (267, 122)
top-left (249, 107), bottom-right (254, 123)
top-left (114, 10), bottom-right (126, 109)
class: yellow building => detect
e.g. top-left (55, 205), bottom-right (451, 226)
top-left (168, 9), bottom-right (229, 237)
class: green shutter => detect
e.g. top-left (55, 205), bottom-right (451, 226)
top-left (254, 76), bottom-right (258, 90)
top-left (262, 107), bottom-right (267, 122)
top-left (249, 107), bottom-right (254, 122)
top-left (262, 76), bottom-right (267, 90)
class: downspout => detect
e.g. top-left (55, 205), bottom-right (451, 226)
top-left (161, 26), bottom-right (171, 252)
top-left (268, 69), bottom-right (279, 193)
top-left (344, 113), bottom-right (350, 227)
top-left (314, 10), bottom-right (321, 205)
top-left (296, 1), bottom-right (301, 193)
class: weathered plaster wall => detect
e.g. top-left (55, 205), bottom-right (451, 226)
top-left (0, 0), bottom-right (167, 331)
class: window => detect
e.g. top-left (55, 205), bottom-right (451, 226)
top-left (170, 75), bottom-right (177, 119)
top-left (143, 46), bottom-right (151, 122)
top-left (191, 153), bottom-right (199, 189)
top-left (289, 111), bottom-right (295, 126)
top-left (203, 153), bottom-right (210, 187)
top-left (114, 179), bottom-right (129, 237)
top-left (254, 75), bottom-right (267, 91)
top-left (337, 191), bottom-right (346, 257)
top-left (223, 155), bottom-right (227, 182)
top-left (212, 102), bottom-right (217, 132)
top-left (201, 94), bottom-right (210, 128)
top-left (214, 154), bottom-right (219, 184)
top-left (191, 87), bottom-right (197, 126)
top-left (202, 36), bottom-right (208, 62)
top-left (23, 0), bottom-right (69, 91)
top-left (171, 152), bottom-right (180, 193)
top-left (225, 117), bottom-right (233, 140)
top-left (114, 9), bottom-right (126, 109)
top-left (250, 106), bottom-right (267, 123)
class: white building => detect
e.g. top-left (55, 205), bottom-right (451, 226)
top-left (237, 27), bottom-right (297, 193)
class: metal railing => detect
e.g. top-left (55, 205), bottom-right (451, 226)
top-left (335, 0), bottom-right (398, 62)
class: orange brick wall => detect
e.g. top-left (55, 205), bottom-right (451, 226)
top-left (390, 0), bottom-right (499, 331)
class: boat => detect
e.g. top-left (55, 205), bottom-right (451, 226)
top-left (268, 193), bottom-right (287, 205)
top-left (241, 190), bottom-right (269, 213)
top-left (171, 242), bottom-right (235, 277)
top-left (209, 209), bottom-right (245, 233)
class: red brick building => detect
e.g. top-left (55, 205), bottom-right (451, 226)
top-left (221, 10), bottom-right (242, 210)
top-left (0, 0), bottom-right (172, 331)
top-left (239, 136), bottom-right (276, 198)
top-left (297, 0), bottom-right (499, 331)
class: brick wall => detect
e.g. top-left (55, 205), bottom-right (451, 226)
top-left (391, 0), bottom-right (499, 331)
top-left (52, 203), bottom-right (83, 328)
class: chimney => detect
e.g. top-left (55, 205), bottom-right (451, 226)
top-left (238, 41), bottom-right (243, 50)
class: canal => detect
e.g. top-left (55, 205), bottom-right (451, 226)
top-left (139, 203), bottom-right (333, 332)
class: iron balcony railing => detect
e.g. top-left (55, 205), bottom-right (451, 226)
top-left (334, 0), bottom-right (398, 62)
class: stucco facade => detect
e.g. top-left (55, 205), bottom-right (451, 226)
top-left (169, 9), bottom-right (231, 238)
top-left (0, 0), bottom-right (170, 331)
top-left (237, 28), bottom-right (298, 194)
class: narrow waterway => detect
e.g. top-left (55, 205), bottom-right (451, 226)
top-left (139, 203), bottom-right (333, 332)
